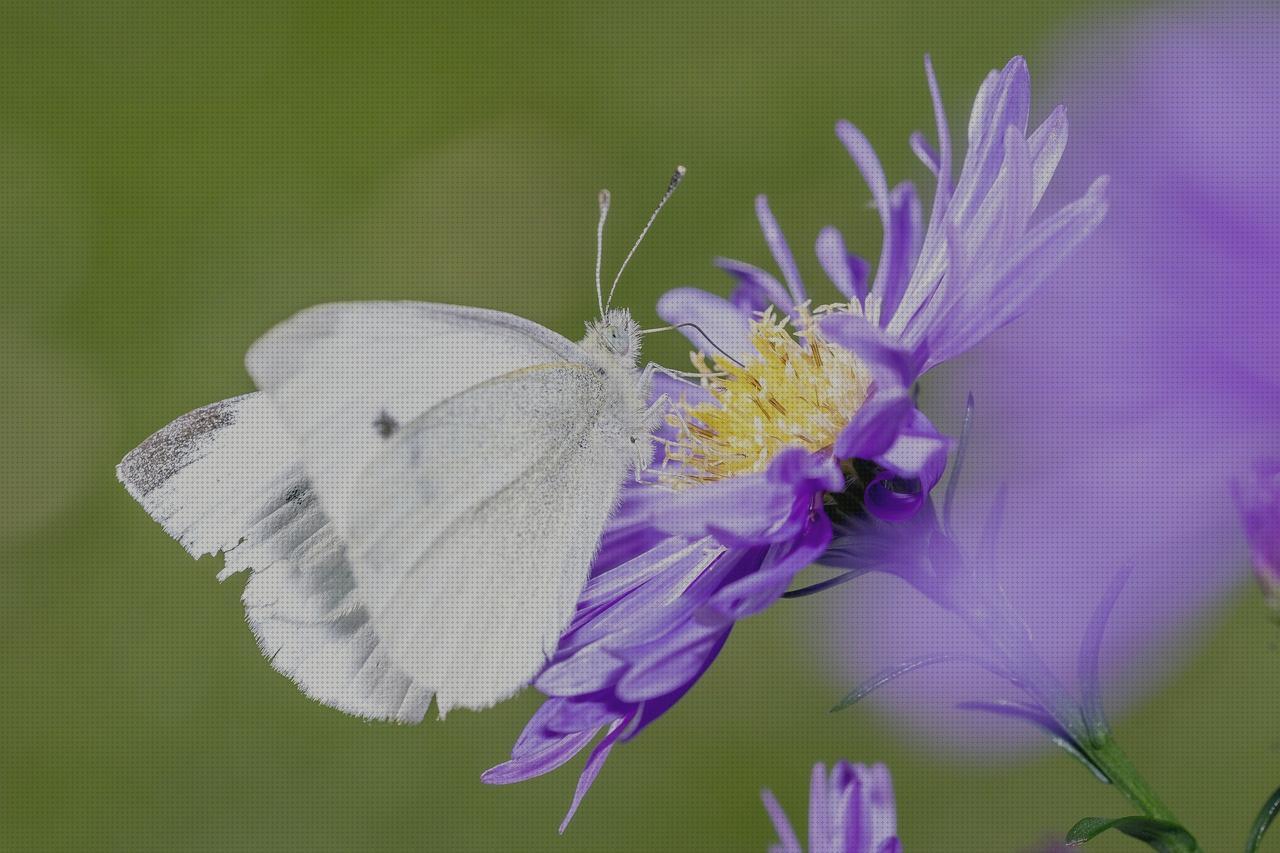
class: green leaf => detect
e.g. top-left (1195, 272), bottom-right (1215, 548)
top-left (1065, 815), bottom-right (1199, 851)
top-left (1245, 785), bottom-right (1280, 853)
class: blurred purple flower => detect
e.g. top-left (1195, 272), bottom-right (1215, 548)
top-left (829, 5), bottom-right (1280, 750)
top-left (486, 56), bottom-right (1105, 827)
top-left (761, 761), bottom-right (901, 853)
top-left (1236, 460), bottom-right (1280, 611)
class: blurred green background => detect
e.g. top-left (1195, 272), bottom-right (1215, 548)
top-left (4, 2), bottom-right (1275, 850)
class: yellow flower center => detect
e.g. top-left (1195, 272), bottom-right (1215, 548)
top-left (661, 305), bottom-right (871, 488)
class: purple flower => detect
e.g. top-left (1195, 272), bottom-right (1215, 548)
top-left (1236, 460), bottom-right (1280, 611)
top-left (761, 761), bottom-right (901, 853)
top-left (484, 56), bottom-right (1106, 827)
top-left (830, 5), bottom-right (1280, 751)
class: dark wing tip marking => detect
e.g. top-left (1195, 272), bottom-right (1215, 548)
top-left (117, 397), bottom-right (243, 496)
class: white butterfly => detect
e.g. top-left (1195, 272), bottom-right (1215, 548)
top-left (118, 169), bottom-right (685, 719)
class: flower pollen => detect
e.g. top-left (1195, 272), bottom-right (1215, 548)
top-left (662, 305), bottom-right (871, 487)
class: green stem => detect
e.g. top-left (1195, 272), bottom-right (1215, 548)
top-left (1081, 733), bottom-right (1203, 853)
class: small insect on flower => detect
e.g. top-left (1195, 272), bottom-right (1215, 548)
top-left (117, 168), bottom-right (686, 720)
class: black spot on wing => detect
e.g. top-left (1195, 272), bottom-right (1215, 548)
top-left (373, 410), bottom-right (399, 439)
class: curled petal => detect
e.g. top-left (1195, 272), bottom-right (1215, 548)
top-left (715, 257), bottom-right (795, 314)
top-left (873, 410), bottom-right (951, 487)
top-left (833, 389), bottom-right (914, 463)
top-left (756, 195), bottom-right (808, 306)
top-left (816, 226), bottom-right (871, 304)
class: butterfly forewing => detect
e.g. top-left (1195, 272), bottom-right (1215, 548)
top-left (244, 302), bottom-right (592, 537)
top-left (348, 363), bottom-right (631, 714)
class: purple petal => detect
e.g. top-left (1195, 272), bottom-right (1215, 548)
top-left (1078, 569), bottom-right (1132, 735)
top-left (761, 789), bottom-right (803, 853)
top-left (715, 258), bottom-right (795, 314)
top-left (1027, 104), bottom-right (1068, 210)
top-left (872, 183), bottom-right (925, 328)
top-left (808, 761), bottom-right (830, 851)
top-left (563, 546), bottom-right (729, 653)
top-left (755, 195), bottom-right (807, 305)
top-left (835, 120), bottom-right (896, 320)
top-left (580, 536), bottom-right (707, 610)
top-left (614, 627), bottom-right (726, 702)
top-left (873, 410), bottom-right (951, 487)
top-left (566, 543), bottom-right (750, 659)
top-left (910, 130), bottom-right (940, 177)
top-left (656, 287), bottom-right (756, 360)
top-left (957, 125), bottom-right (1035, 283)
top-left (833, 390), bottom-right (914, 463)
top-left (709, 512), bottom-right (833, 619)
top-left (647, 449), bottom-right (841, 546)
top-left (923, 175), bottom-right (1109, 369)
top-left (1235, 460), bottom-right (1280, 600)
top-left (864, 473), bottom-right (927, 522)
top-left (851, 763), bottom-right (899, 852)
top-left (816, 226), bottom-right (871, 304)
top-left (559, 716), bottom-right (627, 833)
top-left (923, 54), bottom-right (954, 222)
top-left (536, 643), bottom-right (627, 696)
top-left (820, 312), bottom-right (923, 387)
top-left (951, 56), bottom-right (1031, 224)
top-left (482, 724), bottom-right (605, 785)
top-left (622, 628), bottom-right (733, 742)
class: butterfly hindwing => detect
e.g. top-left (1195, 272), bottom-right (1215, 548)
top-left (118, 393), bottom-right (433, 721)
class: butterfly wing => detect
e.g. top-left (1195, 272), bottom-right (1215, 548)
top-left (117, 393), bottom-right (301, 565)
top-left (117, 394), bottom-right (432, 722)
top-left (346, 363), bottom-right (633, 715)
top-left (244, 302), bottom-right (591, 538)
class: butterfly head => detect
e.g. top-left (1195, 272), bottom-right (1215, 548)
top-left (584, 308), bottom-right (642, 367)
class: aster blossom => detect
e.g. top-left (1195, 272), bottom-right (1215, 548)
top-left (761, 761), bottom-right (901, 853)
top-left (484, 55), bottom-right (1108, 828)
top-left (843, 6), bottom-right (1280, 750)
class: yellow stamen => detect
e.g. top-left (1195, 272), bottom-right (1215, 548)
top-left (662, 305), bottom-right (871, 488)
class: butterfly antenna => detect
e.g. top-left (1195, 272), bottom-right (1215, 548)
top-left (595, 189), bottom-right (611, 317)
top-left (641, 322), bottom-right (746, 368)
top-left (605, 165), bottom-right (686, 311)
